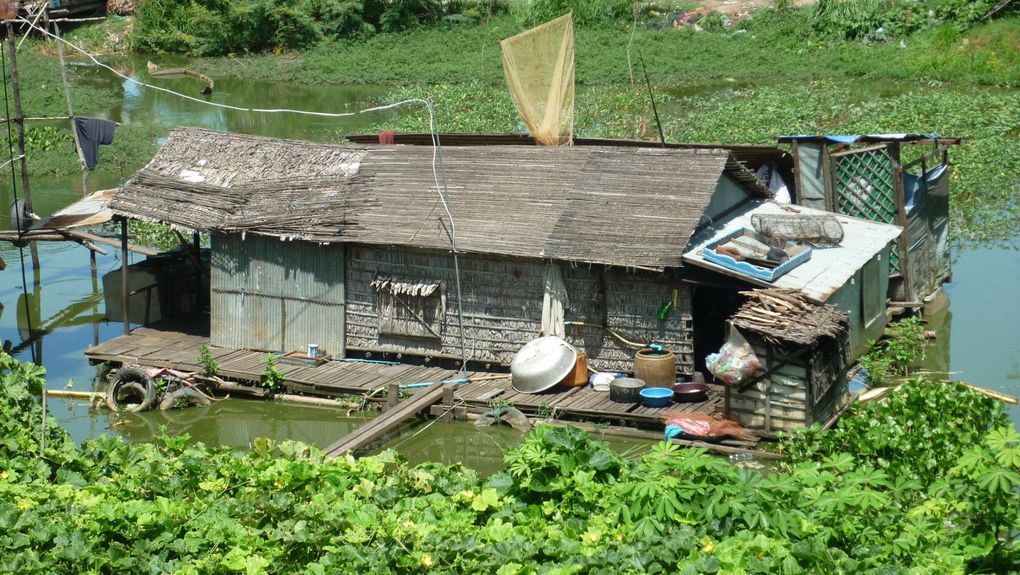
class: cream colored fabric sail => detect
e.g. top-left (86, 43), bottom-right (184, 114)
top-left (500, 13), bottom-right (575, 146)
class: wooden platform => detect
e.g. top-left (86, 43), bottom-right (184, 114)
top-left (84, 324), bottom-right (725, 427)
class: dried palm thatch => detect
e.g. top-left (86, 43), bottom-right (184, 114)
top-left (731, 289), bottom-right (849, 346)
top-left (107, 0), bottom-right (134, 15)
top-left (111, 127), bottom-right (770, 269)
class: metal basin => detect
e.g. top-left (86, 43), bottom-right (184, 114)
top-left (672, 383), bottom-right (711, 403)
top-left (511, 336), bottom-right (578, 394)
top-left (610, 377), bottom-right (645, 403)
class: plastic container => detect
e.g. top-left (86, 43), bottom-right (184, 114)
top-left (560, 352), bottom-right (589, 388)
top-left (634, 348), bottom-right (676, 388)
top-left (307, 344), bottom-right (319, 358)
top-left (639, 387), bottom-right (674, 407)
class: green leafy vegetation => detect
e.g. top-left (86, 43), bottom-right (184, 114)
top-left (259, 353), bottom-right (285, 392)
top-left (860, 317), bottom-right (928, 384)
top-left (198, 344), bottom-right (219, 377)
top-left (130, 0), bottom-right (501, 55)
top-left (2, 352), bottom-right (1018, 573)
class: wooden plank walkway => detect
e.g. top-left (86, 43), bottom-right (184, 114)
top-left (85, 325), bottom-right (723, 427)
top-left (324, 382), bottom-right (447, 457)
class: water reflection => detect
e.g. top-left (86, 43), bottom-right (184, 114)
top-left (382, 420), bottom-right (654, 476)
top-left (109, 55), bottom-right (392, 140)
top-left (50, 396), bottom-right (368, 450)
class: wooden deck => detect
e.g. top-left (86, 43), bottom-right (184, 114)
top-left (84, 324), bottom-right (725, 427)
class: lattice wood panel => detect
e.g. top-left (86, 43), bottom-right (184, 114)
top-left (830, 147), bottom-right (900, 272)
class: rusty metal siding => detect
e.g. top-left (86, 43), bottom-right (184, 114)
top-left (210, 234), bottom-right (345, 355)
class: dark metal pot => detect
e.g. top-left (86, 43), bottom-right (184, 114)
top-left (672, 383), bottom-right (711, 403)
top-left (610, 377), bottom-right (645, 403)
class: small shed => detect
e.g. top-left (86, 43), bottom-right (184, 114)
top-left (682, 200), bottom-right (902, 357)
top-left (724, 289), bottom-right (851, 432)
top-left (108, 128), bottom-right (772, 375)
top-left (778, 134), bottom-right (959, 304)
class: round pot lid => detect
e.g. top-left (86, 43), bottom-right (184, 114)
top-left (511, 336), bottom-right (577, 394)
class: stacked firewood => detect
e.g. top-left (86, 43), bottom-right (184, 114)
top-left (730, 290), bottom-right (811, 331)
top-left (730, 289), bottom-right (848, 345)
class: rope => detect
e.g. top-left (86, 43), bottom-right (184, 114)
top-left (1, 32), bottom-right (36, 364)
top-left (388, 394), bottom-right (466, 450)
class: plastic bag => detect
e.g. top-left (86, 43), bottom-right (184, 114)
top-left (706, 327), bottom-right (761, 385)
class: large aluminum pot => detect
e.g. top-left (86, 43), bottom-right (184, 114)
top-left (511, 336), bottom-right (578, 394)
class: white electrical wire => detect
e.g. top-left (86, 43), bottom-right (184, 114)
top-left (21, 14), bottom-right (471, 367)
top-left (19, 14), bottom-right (470, 369)
top-left (20, 16), bottom-right (407, 119)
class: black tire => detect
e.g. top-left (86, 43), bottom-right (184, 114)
top-left (158, 387), bottom-right (212, 411)
top-left (106, 366), bottom-right (158, 412)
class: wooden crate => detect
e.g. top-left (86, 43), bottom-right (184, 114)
top-left (724, 335), bottom-right (848, 432)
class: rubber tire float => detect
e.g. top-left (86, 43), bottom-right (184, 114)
top-left (105, 366), bottom-right (159, 412)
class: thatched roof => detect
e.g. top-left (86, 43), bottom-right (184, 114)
top-left (110, 128), bottom-right (769, 269)
top-left (730, 289), bottom-right (849, 346)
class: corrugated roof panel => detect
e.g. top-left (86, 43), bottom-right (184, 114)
top-left (682, 201), bottom-right (902, 302)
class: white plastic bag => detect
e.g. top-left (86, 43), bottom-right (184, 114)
top-left (706, 327), bottom-right (762, 385)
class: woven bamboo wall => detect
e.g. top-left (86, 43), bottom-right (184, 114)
top-left (345, 245), bottom-right (693, 373)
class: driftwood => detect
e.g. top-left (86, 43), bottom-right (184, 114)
top-left (147, 61), bottom-right (214, 94)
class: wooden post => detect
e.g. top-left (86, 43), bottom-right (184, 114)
top-left (386, 382), bottom-right (399, 410)
top-left (90, 249), bottom-right (99, 346)
top-left (121, 218), bottom-right (130, 335)
top-left (53, 22), bottom-right (88, 186)
top-left (442, 385), bottom-right (455, 423)
top-left (5, 22), bottom-right (38, 270)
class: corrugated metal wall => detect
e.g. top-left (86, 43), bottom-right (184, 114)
top-left (345, 245), bottom-right (693, 374)
top-left (210, 234), bottom-right (345, 356)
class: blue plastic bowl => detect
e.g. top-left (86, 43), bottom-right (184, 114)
top-left (639, 387), bottom-right (674, 408)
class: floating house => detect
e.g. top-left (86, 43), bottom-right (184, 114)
top-left (106, 128), bottom-right (902, 381)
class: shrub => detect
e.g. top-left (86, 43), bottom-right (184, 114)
top-left (511, 0), bottom-right (632, 28)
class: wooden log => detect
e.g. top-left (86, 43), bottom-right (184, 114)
top-left (209, 379), bottom-right (269, 398)
top-left (272, 393), bottom-right (355, 408)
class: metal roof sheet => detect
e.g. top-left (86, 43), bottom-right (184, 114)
top-left (682, 201), bottom-right (903, 302)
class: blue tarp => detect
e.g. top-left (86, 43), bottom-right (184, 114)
top-left (903, 163), bottom-right (948, 215)
top-left (778, 134), bottom-right (939, 144)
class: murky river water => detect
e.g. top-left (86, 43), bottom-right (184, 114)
top-left (0, 59), bottom-right (1017, 472)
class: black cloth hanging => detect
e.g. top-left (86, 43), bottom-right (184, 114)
top-left (73, 116), bottom-right (117, 169)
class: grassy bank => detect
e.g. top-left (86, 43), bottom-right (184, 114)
top-left (188, 12), bottom-right (1020, 88)
top-left (8, 53), bottom-right (164, 182)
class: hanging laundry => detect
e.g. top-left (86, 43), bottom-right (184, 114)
top-left (73, 117), bottom-right (117, 169)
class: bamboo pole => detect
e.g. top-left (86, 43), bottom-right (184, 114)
top-left (43, 389), bottom-right (103, 400)
top-left (121, 219), bottom-right (130, 335)
top-left (54, 23), bottom-right (87, 173)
